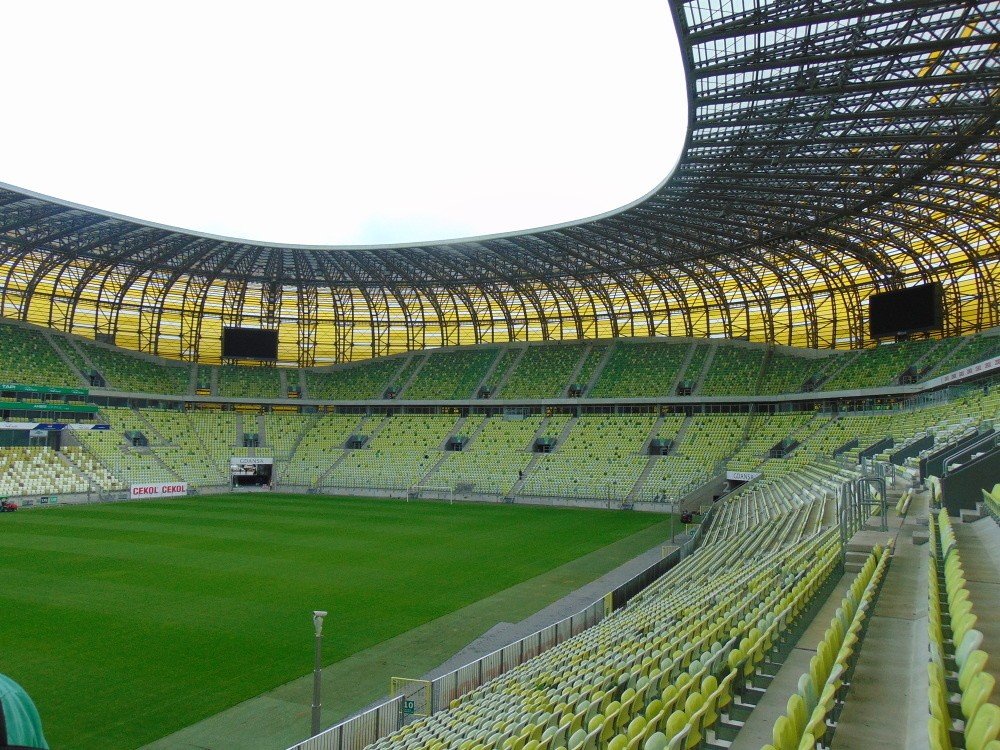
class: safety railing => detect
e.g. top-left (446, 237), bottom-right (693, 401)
top-left (285, 504), bottom-right (716, 750)
top-left (286, 696), bottom-right (404, 750)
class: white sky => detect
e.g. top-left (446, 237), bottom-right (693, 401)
top-left (0, 1), bottom-right (686, 246)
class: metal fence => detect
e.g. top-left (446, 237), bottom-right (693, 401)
top-left (431, 599), bottom-right (604, 712)
top-left (286, 696), bottom-right (404, 750)
top-left (286, 506), bottom-right (717, 750)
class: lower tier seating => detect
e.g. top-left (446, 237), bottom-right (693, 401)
top-left (370, 507), bottom-right (843, 750)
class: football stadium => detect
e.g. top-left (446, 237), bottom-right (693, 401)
top-left (2, 2), bottom-right (1000, 750)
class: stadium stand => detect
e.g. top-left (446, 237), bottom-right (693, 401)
top-left (821, 339), bottom-right (938, 391)
top-left (574, 343), bottom-right (609, 394)
top-left (401, 348), bottom-right (498, 400)
top-left (520, 414), bottom-right (656, 500)
top-left (756, 351), bottom-right (826, 396)
top-left (725, 412), bottom-right (812, 472)
top-left (0, 322), bottom-right (82, 389)
top-left (71, 407), bottom-right (177, 488)
top-left (217, 365), bottom-right (282, 399)
top-left (427, 414), bottom-right (543, 495)
top-left (371, 481), bottom-right (841, 750)
top-left (77, 341), bottom-right (190, 395)
top-left (922, 333), bottom-right (1000, 382)
top-left (0, 447), bottom-right (93, 496)
top-left (480, 348), bottom-right (518, 396)
top-left (699, 345), bottom-right (767, 397)
top-left (323, 414), bottom-right (457, 491)
top-left (762, 544), bottom-right (892, 750)
top-left (305, 358), bottom-right (402, 400)
top-left (140, 409), bottom-right (231, 486)
top-left (928, 509), bottom-right (1000, 750)
top-left (639, 415), bottom-right (747, 502)
top-left (589, 341), bottom-right (691, 398)
top-left (499, 344), bottom-right (588, 399)
top-left (280, 413), bottom-right (361, 486)
top-left (680, 344), bottom-right (710, 392)
top-left (389, 355), bottom-right (425, 397)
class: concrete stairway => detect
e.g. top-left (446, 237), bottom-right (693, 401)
top-left (669, 342), bottom-right (699, 394)
top-left (493, 346), bottom-right (527, 397)
top-left (692, 341), bottom-right (719, 394)
top-left (562, 344), bottom-right (592, 396)
top-left (473, 348), bottom-right (507, 397)
top-left (582, 342), bottom-right (616, 395)
top-left (397, 354), bottom-right (427, 397)
top-left (732, 502), bottom-right (930, 750)
top-left (43, 330), bottom-right (90, 385)
top-left (831, 520), bottom-right (930, 749)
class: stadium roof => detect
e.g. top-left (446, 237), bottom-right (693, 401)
top-left (0, 0), bottom-right (998, 365)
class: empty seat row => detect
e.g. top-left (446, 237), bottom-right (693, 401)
top-left (928, 509), bottom-right (1000, 750)
top-left (764, 543), bottom-right (892, 750)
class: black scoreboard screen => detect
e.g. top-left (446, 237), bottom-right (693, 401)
top-left (222, 327), bottom-right (278, 360)
top-left (869, 283), bottom-right (943, 339)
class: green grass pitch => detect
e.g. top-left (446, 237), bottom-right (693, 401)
top-left (0, 494), bottom-right (667, 749)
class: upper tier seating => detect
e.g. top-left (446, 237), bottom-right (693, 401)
top-left (756, 352), bottom-right (826, 395)
top-left (481, 349), bottom-right (517, 394)
top-left (77, 341), bottom-right (190, 394)
top-left (500, 344), bottom-right (588, 399)
top-left (682, 343), bottom-right (710, 385)
top-left (821, 339), bottom-right (937, 391)
top-left (699, 346), bottom-right (767, 396)
top-left (589, 342), bottom-right (691, 398)
top-left (923, 333), bottom-right (1000, 382)
top-left (217, 365), bottom-right (281, 399)
top-left (391, 355), bottom-right (425, 394)
top-left (305, 358), bottom-right (402, 400)
top-left (402, 349), bottom-right (498, 400)
top-left (575, 343), bottom-right (610, 392)
top-left (0, 322), bottom-right (82, 389)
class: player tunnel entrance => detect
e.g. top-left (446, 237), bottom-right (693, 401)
top-left (230, 457), bottom-right (274, 488)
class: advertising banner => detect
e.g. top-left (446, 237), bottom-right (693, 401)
top-left (129, 482), bottom-right (188, 499)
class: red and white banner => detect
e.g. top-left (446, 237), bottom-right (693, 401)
top-left (130, 482), bottom-right (188, 499)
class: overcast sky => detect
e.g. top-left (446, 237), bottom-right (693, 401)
top-left (0, 1), bottom-right (686, 246)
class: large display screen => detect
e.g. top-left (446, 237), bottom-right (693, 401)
top-left (221, 327), bottom-right (279, 360)
top-left (869, 283), bottom-right (943, 338)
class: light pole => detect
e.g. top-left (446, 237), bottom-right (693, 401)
top-left (311, 610), bottom-right (327, 736)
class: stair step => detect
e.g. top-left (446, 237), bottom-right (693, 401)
top-left (912, 529), bottom-right (929, 546)
top-left (960, 509), bottom-right (983, 523)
